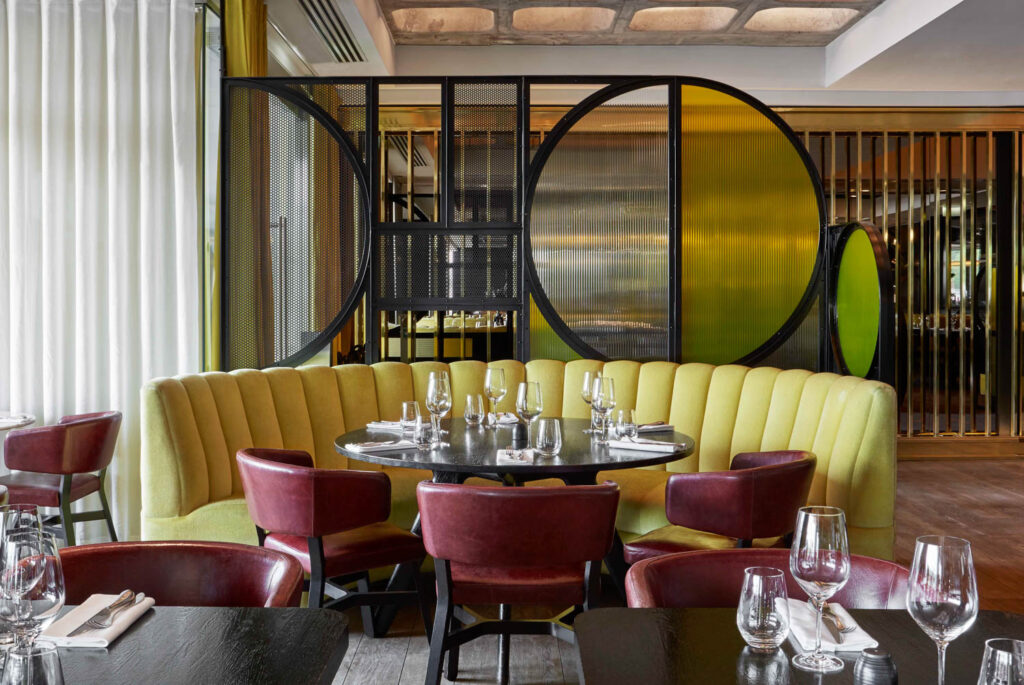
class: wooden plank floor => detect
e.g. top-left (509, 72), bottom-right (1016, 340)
top-left (336, 458), bottom-right (1024, 684)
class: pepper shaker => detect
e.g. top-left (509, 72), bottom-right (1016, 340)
top-left (854, 648), bottom-right (898, 684)
top-left (511, 422), bottom-right (528, 449)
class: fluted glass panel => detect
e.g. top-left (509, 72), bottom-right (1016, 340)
top-left (531, 86), bottom-right (670, 360)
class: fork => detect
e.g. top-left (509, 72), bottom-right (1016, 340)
top-left (823, 602), bottom-right (858, 633)
top-left (69, 590), bottom-right (137, 635)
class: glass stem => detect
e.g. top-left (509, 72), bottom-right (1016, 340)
top-left (937, 642), bottom-right (947, 685)
top-left (431, 414), bottom-right (440, 441)
top-left (813, 599), bottom-right (824, 657)
top-left (526, 419), bottom-right (532, 448)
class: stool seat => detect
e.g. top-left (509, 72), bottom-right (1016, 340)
top-left (0, 472), bottom-right (100, 508)
top-left (265, 523), bottom-right (424, 578)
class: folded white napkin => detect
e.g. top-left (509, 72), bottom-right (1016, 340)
top-left (496, 448), bottom-right (535, 465)
top-left (0, 413), bottom-right (32, 430)
top-left (44, 593), bottom-right (155, 649)
top-left (344, 439), bottom-right (416, 453)
top-left (638, 423), bottom-right (674, 433)
top-left (787, 599), bottom-right (877, 653)
top-left (365, 421), bottom-right (405, 432)
top-left (607, 437), bottom-right (683, 453)
top-left (487, 412), bottom-right (520, 425)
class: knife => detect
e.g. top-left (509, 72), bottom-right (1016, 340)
top-left (67, 589), bottom-right (135, 637)
top-left (822, 611), bottom-right (845, 644)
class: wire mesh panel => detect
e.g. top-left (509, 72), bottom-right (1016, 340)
top-left (452, 81), bottom-right (519, 224)
top-left (289, 82), bottom-right (368, 161)
top-left (376, 232), bottom-right (519, 305)
top-left (225, 84), bottom-right (367, 369)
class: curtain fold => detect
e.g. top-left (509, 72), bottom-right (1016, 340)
top-left (0, 0), bottom-right (200, 540)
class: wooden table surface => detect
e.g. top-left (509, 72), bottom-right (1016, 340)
top-left (575, 607), bottom-right (1024, 684)
top-left (58, 607), bottom-right (348, 685)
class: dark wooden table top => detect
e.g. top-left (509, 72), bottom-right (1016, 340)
top-left (575, 607), bottom-right (1024, 684)
top-left (335, 418), bottom-right (694, 479)
top-left (58, 606), bottom-right (348, 685)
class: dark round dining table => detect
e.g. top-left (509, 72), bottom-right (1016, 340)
top-left (335, 417), bottom-right (694, 636)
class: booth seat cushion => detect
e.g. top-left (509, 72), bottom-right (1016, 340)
top-left (623, 525), bottom-right (782, 564)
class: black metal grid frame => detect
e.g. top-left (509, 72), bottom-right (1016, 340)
top-left (221, 74), bottom-right (828, 368)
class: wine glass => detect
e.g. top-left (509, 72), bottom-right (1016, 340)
top-left (425, 371), bottom-right (452, 447)
top-left (789, 506), bottom-right (851, 673)
top-left (977, 638), bottom-right (1024, 685)
top-left (464, 394), bottom-right (485, 428)
top-left (908, 535), bottom-right (979, 685)
top-left (616, 409), bottom-right (638, 440)
top-left (591, 377), bottom-right (616, 444)
top-left (484, 368), bottom-right (507, 429)
top-left (535, 419), bottom-right (562, 457)
top-left (400, 401), bottom-right (421, 434)
top-left (737, 566), bottom-right (790, 652)
top-left (581, 371), bottom-right (598, 434)
top-left (515, 382), bottom-right (543, 447)
top-left (0, 529), bottom-right (47, 652)
top-left (12, 534), bottom-right (63, 650)
top-left (1, 641), bottom-right (64, 685)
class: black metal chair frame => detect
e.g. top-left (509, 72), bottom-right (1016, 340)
top-left (425, 558), bottom-right (602, 685)
top-left (41, 467), bottom-right (118, 547)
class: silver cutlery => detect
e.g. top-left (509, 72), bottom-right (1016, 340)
top-left (823, 602), bottom-right (858, 634)
top-left (68, 590), bottom-right (135, 637)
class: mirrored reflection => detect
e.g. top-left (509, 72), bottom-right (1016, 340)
top-left (735, 646), bottom-right (791, 685)
top-left (378, 83), bottom-right (442, 222)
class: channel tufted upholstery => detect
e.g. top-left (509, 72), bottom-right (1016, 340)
top-left (141, 360), bottom-right (897, 558)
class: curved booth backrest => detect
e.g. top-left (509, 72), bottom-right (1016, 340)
top-left (142, 359), bottom-right (896, 556)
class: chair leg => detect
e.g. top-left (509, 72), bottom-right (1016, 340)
top-left (444, 611), bottom-right (461, 681)
top-left (97, 469), bottom-right (117, 542)
top-left (425, 560), bottom-right (453, 685)
top-left (497, 604), bottom-right (511, 685)
top-left (413, 572), bottom-right (434, 642)
top-left (58, 477), bottom-right (75, 547)
top-left (307, 537), bottom-right (326, 610)
top-left (356, 575), bottom-right (379, 639)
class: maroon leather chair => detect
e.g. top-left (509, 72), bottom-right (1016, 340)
top-left (61, 541), bottom-right (304, 607)
top-left (417, 481), bottom-right (620, 685)
top-left (626, 548), bottom-right (909, 610)
top-left (236, 448), bottom-right (427, 637)
top-left (623, 450), bottom-right (816, 564)
top-left (0, 411), bottom-right (121, 546)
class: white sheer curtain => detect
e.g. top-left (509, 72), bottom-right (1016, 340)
top-left (0, 0), bottom-right (200, 540)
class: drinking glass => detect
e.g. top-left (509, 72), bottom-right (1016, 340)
top-left (425, 371), bottom-right (453, 447)
top-left (736, 566), bottom-right (790, 652)
top-left (11, 534), bottom-right (63, 650)
top-left (400, 401), bottom-right (421, 434)
top-left (908, 535), bottom-right (979, 685)
top-left (789, 506), bottom-right (851, 673)
top-left (515, 382), bottom-right (543, 447)
top-left (591, 377), bottom-right (616, 444)
top-left (0, 505), bottom-right (43, 537)
top-left (412, 417), bottom-right (432, 451)
top-left (616, 409), bottom-right (638, 440)
top-left (484, 368), bottom-right (507, 429)
top-left (1, 641), bottom-right (64, 685)
top-left (0, 529), bottom-right (46, 651)
top-left (464, 394), bottom-right (485, 428)
top-left (535, 419), bottom-right (562, 457)
top-left (978, 638), bottom-right (1024, 685)
top-left (736, 646), bottom-right (791, 685)
top-left (581, 371), bottom-right (598, 434)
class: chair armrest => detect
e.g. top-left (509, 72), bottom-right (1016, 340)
top-left (731, 450), bottom-right (813, 471)
top-left (3, 425), bottom-right (68, 473)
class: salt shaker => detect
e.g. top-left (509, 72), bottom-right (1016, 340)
top-left (511, 422), bottom-right (528, 449)
top-left (854, 648), bottom-right (898, 684)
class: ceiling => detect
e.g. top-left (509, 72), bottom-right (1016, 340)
top-left (376, 1), bottom-right (885, 47)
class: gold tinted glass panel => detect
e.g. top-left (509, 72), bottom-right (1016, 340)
top-left (679, 85), bottom-right (820, 363)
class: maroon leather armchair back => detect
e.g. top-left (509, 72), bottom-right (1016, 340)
top-left (236, 448), bottom-right (391, 538)
top-left (666, 451), bottom-right (816, 540)
top-left (4, 411), bottom-right (121, 475)
top-left (627, 549), bottom-right (909, 610)
top-left (417, 482), bottom-right (620, 567)
top-left (60, 541), bottom-right (304, 607)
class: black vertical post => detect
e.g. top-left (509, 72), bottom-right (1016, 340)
top-left (994, 132), bottom-right (1014, 435)
top-left (668, 79), bottom-right (681, 363)
top-left (518, 77), bottom-right (530, 361)
top-left (367, 79), bottom-right (381, 363)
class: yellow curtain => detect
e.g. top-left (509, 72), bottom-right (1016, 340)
top-left (219, 0), bottom-right (274, 369)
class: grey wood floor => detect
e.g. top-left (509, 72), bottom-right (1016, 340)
top-left (333, 459), bottom-right (1024, 684)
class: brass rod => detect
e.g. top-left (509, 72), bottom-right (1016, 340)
top-left (830, 132), bottom-right (837, 224)
top-left (908, 132), bottom-right (916, 435)
top-left (408, 310), bottom-right (416, 363)
top-left (1012, 132), bottom-right (1020, 435)
top-left (959, 132), bottom-right (967, 435)
top-left (969, 135), bottom-right (977, 433)
top-left (856, 131), bottom-right (863, 221)
top-left (460, 311), bottom-right (466, 360)
top-left (944, 134), bottom-right (952, 434)
top-left (406, 129), bottom-right (413, 221)
top-left (985, 131), bottom-right (994, 434)
top-left (433, 130), bottom-right (439, 222)
top-left (379, 133), bottom-right (387, 221)
top-left (932, 132), bottom-right (940, 434)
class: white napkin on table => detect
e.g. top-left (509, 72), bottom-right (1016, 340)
top-left (344, 439), bottom-right (416, 453)
top-left (365, 421), bottom-right (405, 432)
top-left (496, 448), bottom-right (535, 465)
top-left (487, 412), bottom-right (520, 425)
top-left (44, 593), bottom-right (155, 649)
top-left (786, 599), bottom-right (877, 653)
top-left (607, 437), bottom-right (683, 453)
top-left (638, 422), bottom-right (674, 434)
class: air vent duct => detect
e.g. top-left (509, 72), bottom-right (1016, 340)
top-left (298, 0), bottom-right (365, 63)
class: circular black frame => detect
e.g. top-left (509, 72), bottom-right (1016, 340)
top-left (522, 76), bottom-right (827, 364)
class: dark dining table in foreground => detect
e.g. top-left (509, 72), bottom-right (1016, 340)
top-left (575, 607), bottom-right (1024, 684)
top-left (58, 606), bottom-right (348, 685)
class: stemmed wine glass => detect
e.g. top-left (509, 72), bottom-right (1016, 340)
top-left (484, 368), bottom-right (507, 429)
top-left (591, 377), bottom-right (616, 444)
top-left (0, 505), bottom-right (44, 649)
top-left (581, 371), bottom-right (598, 434)
top-left (907, 535), bottom-right (979, 685)
top-left (789, 506), bottom-right (851, 673)
top-left (977, 638), bottom-right (1024, 685)
top-left (425, 371), bottom-right (453, 447)
top-left (515, 382), bottom-right (543, 447)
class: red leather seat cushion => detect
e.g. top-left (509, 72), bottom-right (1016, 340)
top-left (448, 562), bottom-right (586, 606)
top-left (0, 472), bottom-right (100, 507)
top-left (624, 539), bottom-right (700, 565)
top-left (265, 522), bottom-right (424, 577)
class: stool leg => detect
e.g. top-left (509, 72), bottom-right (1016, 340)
top-left (497, 604), bottom-right (511, 685)
top-left (97, 469), bottom-right (117, 542)
top-left (444, 611), bottom-right (461, 681)
top-left (425, 560), bottom-right (453, 685)
top-left (307, 537), bottom-right (325, 609)
top-left (58, 477), bottom-right (75, 547)
top-left (356, 575), bottom-right (378, 639)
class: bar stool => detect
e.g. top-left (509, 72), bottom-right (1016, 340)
top-left (0, 411), bottom-right (121, 545)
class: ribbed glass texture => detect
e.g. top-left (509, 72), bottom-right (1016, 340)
top-left (678, 85), bottom-right (820, 363)
top-left (531, 86), bottom-right (670, 360)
